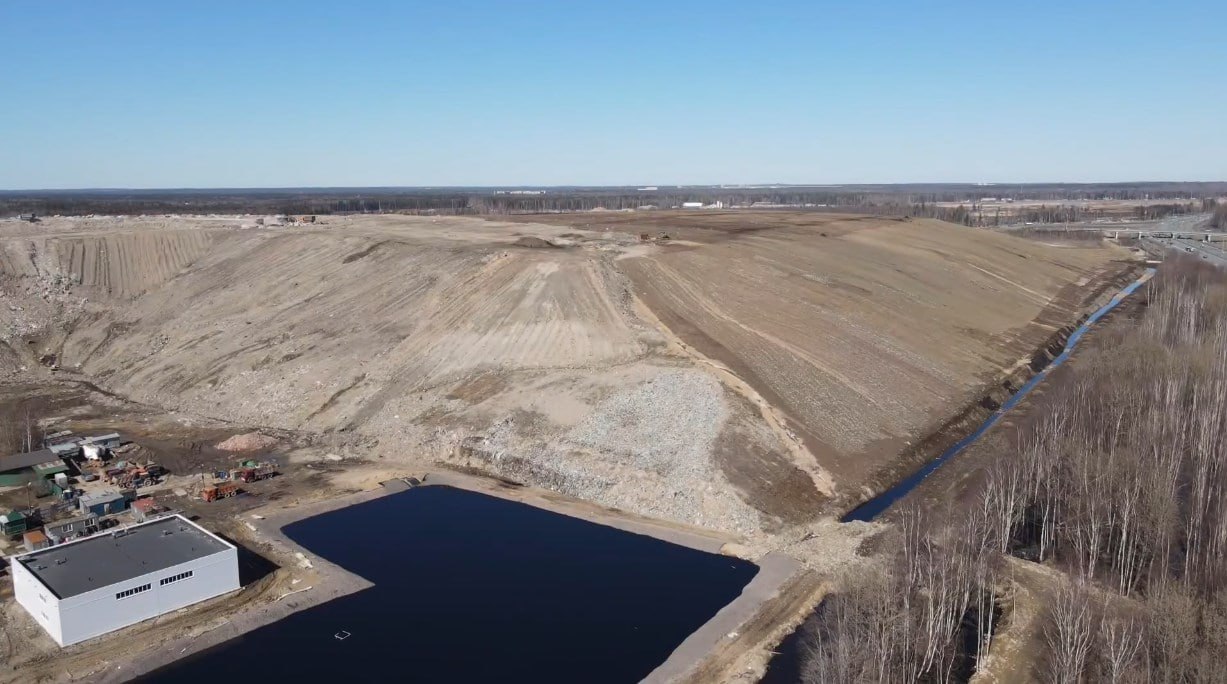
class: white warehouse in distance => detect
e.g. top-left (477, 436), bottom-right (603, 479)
top-left (10, 514), bottom-right (240, 647)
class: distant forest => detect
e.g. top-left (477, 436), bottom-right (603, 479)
top-left (2, 182), bottom-right (1225, 226)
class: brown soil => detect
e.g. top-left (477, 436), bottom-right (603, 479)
top-left (511, 236), bottom-right (562, 249)
top-left (890, 286), bottom-right (1149, 516)
top-left (713, 391), bottom-right (826, 529)
top-left (215, 432), bottom-right (279, 452)
top-left (536, 211), bottom-right (1132, 501)
top-left (0, 210), bottom-right (1141, 682)
top-left (0, 212), bottom-right (1132, 535)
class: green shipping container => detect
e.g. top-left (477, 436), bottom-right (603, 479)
top-left (1, 510), bottom-right (28, 536)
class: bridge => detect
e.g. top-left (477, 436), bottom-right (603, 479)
top-left (1103, 228), bottom-right (1227, 242)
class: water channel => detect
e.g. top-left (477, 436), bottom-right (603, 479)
top-left (842, 268), bottom-right (1156, 523)
top-left (761, 267), bottom-right (1156, 682)
top-left (137, 485), bottom-right (758, 683)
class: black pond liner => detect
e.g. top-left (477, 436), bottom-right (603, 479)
top-left (135, 485), bottom-right (757, 684)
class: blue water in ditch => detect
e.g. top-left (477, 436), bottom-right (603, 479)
top-left (135, 485), bottom-right (757, 684)
top-left (841, 268), bottom-right (1156, 523)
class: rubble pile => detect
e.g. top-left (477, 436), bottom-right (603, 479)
top-left (464, 370), bottom-right (764, 536)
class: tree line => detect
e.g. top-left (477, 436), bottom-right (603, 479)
top-left (802, 257), bottom-right (1227, 682)
top-left (3, 182), bottom-right (1223, 219)
top-left (1211, 202), bottom-right (1227, 230)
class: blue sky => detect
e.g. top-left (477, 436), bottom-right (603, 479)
top-left (2, 1), bottom-right (1225, 189)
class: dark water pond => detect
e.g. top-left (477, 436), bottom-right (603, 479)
top-left (136, 485), bottom-right (757, 683)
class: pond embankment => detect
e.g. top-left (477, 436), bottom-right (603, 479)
top-left (105, 471), bottom-right (807, 684)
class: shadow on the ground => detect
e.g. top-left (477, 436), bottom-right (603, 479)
top-left (213, 531), bottom-right (280, 586)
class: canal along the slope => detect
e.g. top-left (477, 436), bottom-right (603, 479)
top-left (760, 267), bottom-right (1156, 684)
top-left (841, 267), bottom-right (1156, 523)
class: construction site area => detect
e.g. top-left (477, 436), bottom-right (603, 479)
top-left (0, 210), bottom-right (1140, 681)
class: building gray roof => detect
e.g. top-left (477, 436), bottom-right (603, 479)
top-left (44, 513), bottom-right (98, 532)
top-left (1, 449), bottom-right (61, 473)
top-left (48, 442), bottom-right (81, 457)
top-left (15, 515), bottom-right (233, 599)
top-left (78, 490), bottom-right (125, 506)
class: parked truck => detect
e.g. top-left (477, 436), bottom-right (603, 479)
top-left (202, 482), bottom-right (241, 502)
top-left (236, 463), bottom-right (277, 483)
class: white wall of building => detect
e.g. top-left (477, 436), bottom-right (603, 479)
top-left (11, 524), bottom-right (241, 647)
top-left (12, 559), bottom-right (64, 645)
top-left (56, 548), bottom-right (239, 646)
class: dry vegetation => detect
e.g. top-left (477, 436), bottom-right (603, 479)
top-left (799, 258), bottom-right (1227, 683)
top-left (0, 212), bottom-right (1129, 542)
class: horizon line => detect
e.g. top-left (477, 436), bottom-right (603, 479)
top-left (4, 180), bottom-right (1227, 194)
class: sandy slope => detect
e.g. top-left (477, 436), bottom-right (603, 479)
top-left (0, 212), bottom-right (1131, 537)
top-left (605, 212), bottom-right (1127, 488)
top-left (510, 211), bottom-right (1128, 493)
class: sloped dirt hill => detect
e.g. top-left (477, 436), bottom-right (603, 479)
top-left (60, 226), bottom-right (647, 431)
top-left (0, 227), bottom-right (218, 299)
top-left (611, 213), bottom-right (1129, 489)
top-left (0, 213), bottom-right (1130, 535)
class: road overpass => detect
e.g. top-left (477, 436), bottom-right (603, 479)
top-left (1105, 228), bottom-right (1227, 242)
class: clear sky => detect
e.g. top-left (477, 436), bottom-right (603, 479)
top-left (2, 1), bottom-right (1225, 189)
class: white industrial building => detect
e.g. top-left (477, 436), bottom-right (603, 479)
top-left (10, 514), bottom-right (240, 646)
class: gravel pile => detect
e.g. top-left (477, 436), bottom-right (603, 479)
top-left (215, 432), bottom-right (279, 452)
top-left (566, 370), bottom-right (724, 474)
top-left (1, 272), bottom-right (88, 343)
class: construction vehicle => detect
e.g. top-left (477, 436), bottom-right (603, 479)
top-left (202, 482), bottom-right (241, 502)
top-left (107, 466), bottom-right (150, 488)
top-left (236, 463), bottom-right (277, 483)
top-left (104, 462), bottom-right (166, 488)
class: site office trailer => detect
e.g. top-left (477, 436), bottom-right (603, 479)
top-left (10, 516), bottom-right (240, 647)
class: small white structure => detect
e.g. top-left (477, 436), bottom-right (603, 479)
top-left (681, 202), bottom-right (704, 209)
top-left (10, 514), bottom-right (240, 646)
